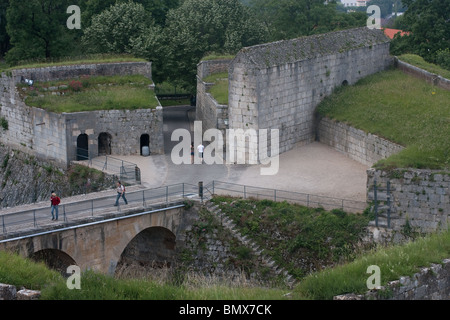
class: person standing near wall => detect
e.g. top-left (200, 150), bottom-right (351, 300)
top-left (197, 143), bottom-right (204, 163)
top-left (50, 192), bottom-right (61, 221)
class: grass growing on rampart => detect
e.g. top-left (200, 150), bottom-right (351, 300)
top-left (295, 229), bottom-right (450, 299)
top-left (0, 54), bottom-right (146, 72)
top-left (19, 74), bottom-right (158, 113)
top-left (203, 72), bottom-right (229, 105)
top-left (398, 54), bottom-right (450, 79)
top-left (317, 69), bottom-right (450, 170)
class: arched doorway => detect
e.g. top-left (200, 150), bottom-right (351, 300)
top-left (98, 132), bottom-right (112, 155)
top-left (140, 134), bottom-right (150, 155)
top-left (77, 134), bottom-right (89, 160)
top-left (115, 227), bottom-right (176, 278)
top-left (30, 249), bottom-right (77, 275)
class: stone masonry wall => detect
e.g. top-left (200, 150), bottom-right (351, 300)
top-left (196, 59), bottom-right (231, 137)
top-left (0, 62), bottom-right (162, 167)
top-left (395, 57), bottom-right (450, 91)
top-left (334, 258), bottom-right (450, 300)
top-left (228, 27), bottom-right (393, 155)
top-left (65, 108), bottom-right (164, 161)
top-left (318, 117), bottom-right (404, 167)
top-left (366, 168), bottom-right (450, 236)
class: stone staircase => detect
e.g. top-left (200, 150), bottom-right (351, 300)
top-left (205, 201), bottom-right (296, 288)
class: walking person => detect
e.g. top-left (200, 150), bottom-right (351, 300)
top-left (114, 181), bottom-right (128, 206)
top-left (50, 192), bottom-right (61, 221)
top-left (191, 142), bottom-right (195, 164)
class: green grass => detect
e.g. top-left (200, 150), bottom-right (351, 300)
top-left (295, 229), bottom-right (450, 299)
top-left (1, 54), bottom-right (146, 72)
top-left (203, 72), bottom-right (229, 105)
top-left (201, 54), bottom-right (235, 61)
top-left (20, 75), bottom-right (158, 113)
top-left (0, 251), bottom-right (63, 291)
top-left (398, 54), bottom-right (450, 80)
top-left (317, 69), bottom-right (450, 170)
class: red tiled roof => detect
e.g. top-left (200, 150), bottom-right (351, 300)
top-left (383, 28), bottom-right (410, 39)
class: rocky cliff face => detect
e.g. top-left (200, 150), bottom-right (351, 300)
top-left (0, 144), bottom-right (115, 208)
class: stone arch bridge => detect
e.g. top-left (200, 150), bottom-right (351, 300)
top-left (0, 204), bottom-right (195, 276)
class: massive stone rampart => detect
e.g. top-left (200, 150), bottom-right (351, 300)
top-left (228, 27), bottom-right (393, 154)
top-left (0, 62), bottom-right (163, 167)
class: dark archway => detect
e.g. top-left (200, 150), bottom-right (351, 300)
top-left (140, 134), bottom-right (150, 155)
top-left (115, 227), bottom-right (176, 277)
top-left (98, 132), bottom-right (112, 155)
top-left (30, 249), bottom-right (76, 275)
top-left (77, 133), bottom-right (89, 160)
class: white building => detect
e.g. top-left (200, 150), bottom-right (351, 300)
top-left (340, 0), bottom-right (369, 7)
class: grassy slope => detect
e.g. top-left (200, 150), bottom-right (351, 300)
top-left (317, 69), bottom-right (450, 170)
top-left (1, 198), bottom-right (449, 300)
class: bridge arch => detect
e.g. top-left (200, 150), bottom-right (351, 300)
top-left (115, 226), bottom-right (176, 277)
top-left (30, 248), bottom-right (76, 274)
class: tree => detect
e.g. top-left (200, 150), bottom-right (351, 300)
top-left (82, 1), bottom-right (161, 55)
top-left (249, 0), bottom-right (366, 41)
top-left (0, 0), bottom-right (10, 58)
top-left (398, 0), bottom-right (450, 63)
top-left (82, 0), bottom-right (180, 28)
top-left (162, 0), bottom-right (269, 91)
top-left (5, 0), bottom-right (81, 65)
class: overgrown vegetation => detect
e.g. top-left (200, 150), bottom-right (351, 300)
top-left (317, 69), bottom-right (450, 170)
top-left (211, 196), bottom-right (373, 280)
top-left (18, 74), bottom-right (158, 113)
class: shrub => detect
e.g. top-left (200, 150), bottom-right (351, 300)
top-left (69, 80), bottom-right (83, 92)
top-left (436, 48), bottom-right (450, 72)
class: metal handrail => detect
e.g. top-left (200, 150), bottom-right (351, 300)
top-left (0, 183), bottom-right (199, 236)
top-left (204, 180), bottom-right (367, 213)
top-left (0, 180), bottom-right (368, 236)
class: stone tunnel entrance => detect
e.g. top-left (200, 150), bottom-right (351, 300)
top-left (30, 249), bottom-right (76, 275)
top-left (115, 227), bottom-right (176, 278)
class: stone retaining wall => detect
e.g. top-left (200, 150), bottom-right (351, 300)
top-left (334, 258), bottom-right (450, 300)
top-left (395, 57), bottom-right (450, 90)
top-left (317, 117), bottom-right (404, 166)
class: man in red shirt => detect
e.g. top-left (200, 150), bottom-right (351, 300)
top-left (50, 192), bottom-right (61, 221)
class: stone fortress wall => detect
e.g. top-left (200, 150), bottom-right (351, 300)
top-left (228, 27), bottom-right (393, 155)
top-left (0, 62), bottom-right (164, 168)
top-left (196, 59), bottom-right (231, 138)
top-left (195, 27), bottom-right (449, 239)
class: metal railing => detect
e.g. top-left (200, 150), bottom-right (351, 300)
top-left (0, 180), bottom-right (369, 236)
top-left (75, 148), bottom-right (141, 185)
top-left (204, 181), bottom-right (368, 213)
top-left (0, 183), bottom-right (199, 236)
